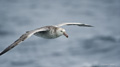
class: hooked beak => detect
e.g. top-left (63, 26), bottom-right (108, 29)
top-left (63, 32), bottom-right (68, 38)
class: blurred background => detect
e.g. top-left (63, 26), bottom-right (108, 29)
top-left (0, 0), bottom-right (120, 67)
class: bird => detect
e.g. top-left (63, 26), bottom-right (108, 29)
top-left (0, 23), bottom-right (93, 56)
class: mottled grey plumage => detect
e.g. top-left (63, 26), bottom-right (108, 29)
top-left (34, 26), bottom-right (60, 39)
top-left (0, 23), bottom-right (93, 56)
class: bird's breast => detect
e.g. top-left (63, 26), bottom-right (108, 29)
top-left (34, 31), bottom-right (60, 39)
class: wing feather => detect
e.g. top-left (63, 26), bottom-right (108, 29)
top-left (55, 23), bottom-right (93, 27)
top-left (0, 28), bottom-right (48, 56)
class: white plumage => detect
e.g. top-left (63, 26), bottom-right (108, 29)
top-left (0, 23), bottom-right (93, 56)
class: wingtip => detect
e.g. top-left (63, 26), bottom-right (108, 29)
top-left (87, 25), bottom-right (94, 27)
top-left (78, 24), bottom-right (94, 27)
top-left (0, 50), bottom-right (8, 56)
top-left (0, 53), bottom-right (3, 56)
top-left (0, 51), bottom-right (6, 56)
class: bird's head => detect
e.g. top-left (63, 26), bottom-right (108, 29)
top-left (57, 28), bottom-right (68, 38)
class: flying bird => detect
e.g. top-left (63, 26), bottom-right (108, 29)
top-left (0, 23), bottom-right (93, 56)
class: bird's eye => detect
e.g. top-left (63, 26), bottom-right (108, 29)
top-left (61, 30), bottom-right (63, 32)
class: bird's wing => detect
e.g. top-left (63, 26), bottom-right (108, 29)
top-left (55, 23), bottom-right (93, 27)
top-left (0, 27), bottom-right (48, 56)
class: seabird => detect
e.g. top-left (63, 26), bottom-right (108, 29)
top-left (0, 23), bottom-right (93, 56)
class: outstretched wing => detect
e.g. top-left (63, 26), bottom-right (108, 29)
top-left (0, 27), bottom-right (48, 56)
top-left (55, 23), bottom-right (93, 27)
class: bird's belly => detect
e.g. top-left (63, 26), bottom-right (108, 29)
top-left (34, 32), bottom-right (59, 39)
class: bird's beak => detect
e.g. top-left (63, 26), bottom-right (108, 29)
top-left (63, 32), bottom-right (68, 38)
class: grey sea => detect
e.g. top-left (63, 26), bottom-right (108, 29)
top-left (0, 0), bottom-right (120, 67)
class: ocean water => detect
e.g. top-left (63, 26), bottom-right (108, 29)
top-left (0, 0), bottom-right (120, 67)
